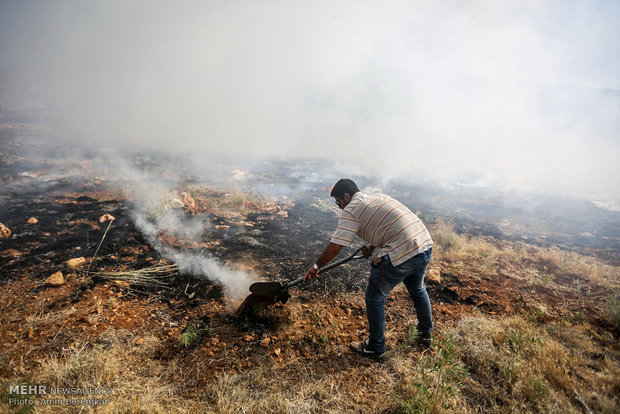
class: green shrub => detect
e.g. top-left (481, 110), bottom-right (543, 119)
top-left (178, 324), bottom-right (213, 349)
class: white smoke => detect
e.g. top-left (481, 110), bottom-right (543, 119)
top-left (133, 210), bottom-right (255, 306)
top-left (102, 155), bottom-right (257, 308)
top-left (1, 1), bottom-right (618, 205)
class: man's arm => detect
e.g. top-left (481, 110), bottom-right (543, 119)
top-left (304, 242), bottom-right (343, 281)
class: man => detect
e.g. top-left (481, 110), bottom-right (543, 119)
top-left (304, 178), bottom-right (433, 361)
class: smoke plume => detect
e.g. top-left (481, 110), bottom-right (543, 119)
top-left (104, 155), bottom-right (257, 308)
top-left (1, 0), bottom-right (618, 205)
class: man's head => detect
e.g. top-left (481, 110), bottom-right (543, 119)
top-left (330, 178), bottom-right (359, 209)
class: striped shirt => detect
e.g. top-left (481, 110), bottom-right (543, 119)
top-left (330, 192), bottom-right (433, 266)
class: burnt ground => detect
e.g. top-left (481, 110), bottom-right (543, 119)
top-left (0, 125), bottom-right (619, 410)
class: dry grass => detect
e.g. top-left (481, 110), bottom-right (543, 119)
top-left (2, 313), bottom-right (618, 414)
top-left (456, 315), bottom-right (619, 413)
top-left (6, 330), bottom-right (205, 413)
top-left (430, 219), bottom-right (619, 289)
top-left (207, 332), bottom-right (473, 414)
top-left (2, 327), bottom-right (436, 413)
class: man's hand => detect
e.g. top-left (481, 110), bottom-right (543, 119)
top-left (362, 245), bottom-right (375, 259)
top-left (304, 265), bottom-right (319, 281)
top-left (305, 242), bottom-right (343, 281)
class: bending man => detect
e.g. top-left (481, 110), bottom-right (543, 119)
top-left (304, 178), bottom-right (434, 361)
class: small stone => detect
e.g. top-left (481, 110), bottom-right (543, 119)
top-left (211, 337), bottom-right (219, 345)
top-left (66, 257), bottom-right (86, 269)
top-left (135, 338), bottom-right (144, 345)
top-left (260, 337), bottom-right (270, 347)
top-left (426, 268), bottom-right (441, 284)
top-left (27, 217), bottom-right (38, 224)
top-left (244, 334), bottom-right (254, 342)
top-left (0, 223), bottom-right (11, 238)
top-left (98, 214), bottom-right (116, 223)
top-left (274, 348), bottom-right (281, 356)
top-left (45, 271), bottom-right (65, 286)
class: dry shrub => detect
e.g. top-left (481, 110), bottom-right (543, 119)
top-left (430, 219), bottom-right (464, 255)
top-left (571, 256), bottom-right (618, 285)
top-left (606, 295), bottom-right (620, 329)
top-left (531, 247), bottom-right (618, 286)
top-left (430, 219), bottom-right (499, 274)
top-left (465, 238), bottom-right (500, 274)
top-left (534, 247), bottom-right (565, 271)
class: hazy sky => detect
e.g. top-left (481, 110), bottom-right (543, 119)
top-left (1, 0), bottom-right (619, 203)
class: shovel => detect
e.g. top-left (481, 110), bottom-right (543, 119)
top-left (247, 246), bottom-right (365, 304)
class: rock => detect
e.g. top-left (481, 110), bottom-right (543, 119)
top-left (426, 268), bottom-right (441, 284)
top-left (98, 214), bottom-right (116, 223)
top-left (211, 337), bottom-right (219, 345)
top-left (135, 338), bottom-right (144, 345)
top-left (274, 348), bottom-right (281, 356)
top-left (45, 271), bottom-right (65, 286)
top-left (260, 337), bottom-right (271, 347)
top-left (66, 257), bottom-right (86, 269)
top-left (27, 217), bottom-right (38, 224)
top-left (0, 223), bottom-right (10, 238)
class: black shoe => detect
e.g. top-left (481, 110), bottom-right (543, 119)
top-left (350, 341), bottom-right (385, 361)
top-left (419, 335), bottom-right (432, 349)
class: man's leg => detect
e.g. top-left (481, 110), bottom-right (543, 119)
top-left (365, 264), bottom-right (389, 353)
top-left (403, 249), bottom-right (433, 339)
top-left (365, 256), bottom-right (412, 353)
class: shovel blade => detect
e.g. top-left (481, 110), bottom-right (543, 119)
top-left (249, 281), bottom-right (287, 297)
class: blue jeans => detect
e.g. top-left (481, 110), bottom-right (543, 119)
top-left (365, 248), bottom-right (433, 353)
